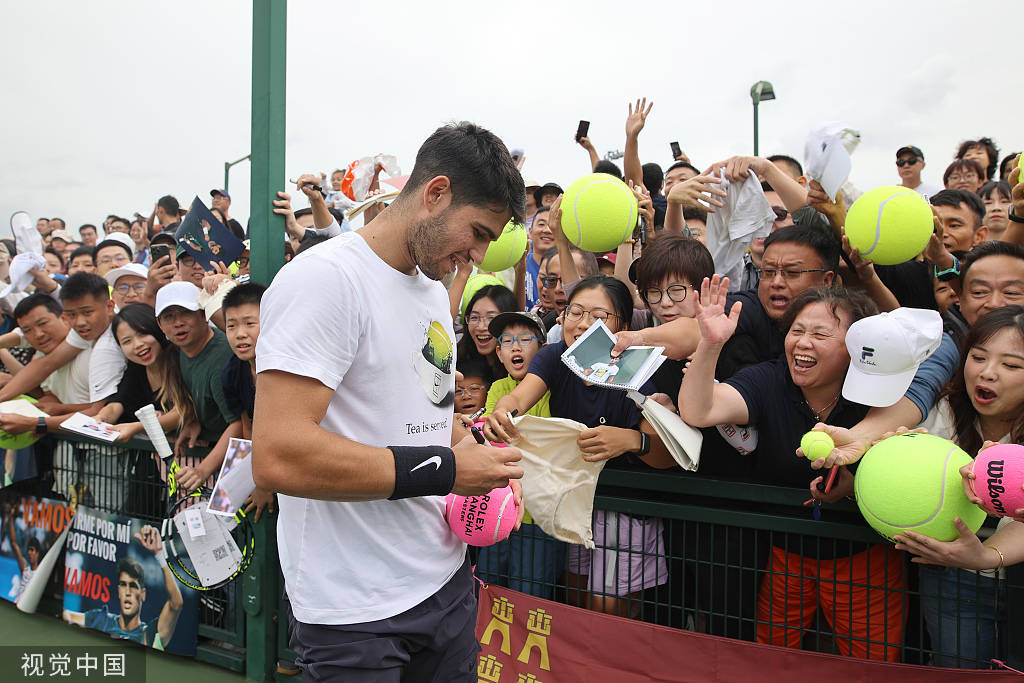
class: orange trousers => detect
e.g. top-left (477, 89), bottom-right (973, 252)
top-left (756, 544), bottom-right (905, 661)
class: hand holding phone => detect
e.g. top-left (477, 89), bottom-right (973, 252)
top-left (575, 120), bottom-right (590, 143)
top-left (150, 243), bottom-right (171, 264)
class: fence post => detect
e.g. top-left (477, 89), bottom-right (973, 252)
top-left (1007, 564), bottom-right (1024, 669)
top-left (246, 0), bottom-right (286, 679)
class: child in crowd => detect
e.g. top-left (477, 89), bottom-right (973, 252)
top-left (454, 358), bottom-right (490, 418)
top-left (476, 310), bottom-right (559, 597)
top-left (487, 275), bottom-right (677, 617)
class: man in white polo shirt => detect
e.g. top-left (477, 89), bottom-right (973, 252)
top-left (254, 123), bottom-right (526, 681)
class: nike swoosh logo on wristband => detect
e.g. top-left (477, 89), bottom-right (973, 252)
top-left (410, 455), bottom-right (442, 472)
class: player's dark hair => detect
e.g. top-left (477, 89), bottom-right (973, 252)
top-left (642, 163), bottom-right (664, 196)
top-left (568, 275), bottom-right (633, 329)
top-left (955, 137), bottom-right (999, 180)
top-left (118, 556), bottom-right (145, 584)
top-left (594, 160), bottom-right (623, 179)
top-left (931, 189), bottom-right (986, 229)
top-left (59, 272), bottom-right (110, 303)
top-left (768, 154), bottom-right (804, 177)
top-left (763, 224), bottom-right (841, 275)
top-left (223, 283), bottom-right (267, 314)
top-left (943, 306), bottom-right (1024, 456)
top-left (400, 122), bottom-right (526, 226)
top-left (14, 293), bottom-right (63, 322)
top-left (635, 234), bottom-right (714, 296)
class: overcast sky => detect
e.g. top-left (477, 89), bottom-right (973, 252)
top-left (3, 1), bottom-right (1021, 238)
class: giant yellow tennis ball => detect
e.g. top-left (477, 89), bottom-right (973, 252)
top-left (800, 431), bottom-right (834, 460)
top-left (844, 185), bottom-right (933, 265)
top-left (460, 273), bottom-right (504, 319)
top-left (854, 432), bottom-right (987, 542)
top-left (478, 220), bottom-right (527, 272)
top-left (560, 173), bottom-right (638, 252)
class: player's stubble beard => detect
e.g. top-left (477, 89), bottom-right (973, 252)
top-left (407, 211), bottom-right (452, 281)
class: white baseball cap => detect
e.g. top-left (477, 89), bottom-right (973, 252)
top-left (842, 308), bottom-right (943, 407)
top-left (154, 281), bottom-right (202, 317)
top-left (104, 263), bottom-right (148, 287)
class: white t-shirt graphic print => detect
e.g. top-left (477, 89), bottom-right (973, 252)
top-left (257, 232), bottom-right (464, 625)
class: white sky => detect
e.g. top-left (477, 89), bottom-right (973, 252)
top-left (3, 0), bottom-right (1021, 238)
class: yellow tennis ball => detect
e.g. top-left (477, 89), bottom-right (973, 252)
top-left (478, 220), bottom-right (527, 272)
top-left (460, 273), bottom-right (504, 319)
top-left (560, 173), bottom-right (638, 253)
top-left (854, 433), bottom-right (987, 542)
top-left (800, 431), bottom-right (834, 460)
top-left (844, 185), bottom-right (933, 266)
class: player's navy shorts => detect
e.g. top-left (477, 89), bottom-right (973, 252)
top-left (288, 556), bottom-right (478, 682)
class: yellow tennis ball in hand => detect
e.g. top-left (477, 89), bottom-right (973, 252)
top-left (844, 185), bottom-right (933, 265)
top-left (560, 173), bottom-right (638, 253)
top-left (800, 431), bottom-right (835, 460)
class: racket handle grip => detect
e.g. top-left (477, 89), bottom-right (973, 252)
top-left (135, 404), bottom-right (173, 460)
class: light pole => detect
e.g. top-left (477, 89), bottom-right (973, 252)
top-left (750, 80), bottom-right (775, 156)
top-left (223, 153), bottom-right (251, 193)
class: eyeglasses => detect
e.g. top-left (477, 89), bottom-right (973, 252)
top-left (114, 282), bottom-right (148, 294)
top-left (756, 267), bottom-right (828, 281)
top-left (772, 206), bottom-right (789, 221)
top-left (455, 384), bottom-right (487, 397)
top-left (642, 284), bottom-right (692, 305)
top-left (238, 257), bottom-right (250, 267)
top-left (467, 312), bottom-right (498, 326)
top-left (948, 172), bottom-right (979, 182)
top-left (896, 157), bottom-right (920, 167)
top-left (178, 257), bottom-right (197, 268)
top-left (565, 303), bottom-right (618, 323)
top-left (97, 253), bottom-right (130, 266)
top-left (497, 333), bottom-right (539, 349)
top-left (539, 275), bottom-right (561, 288)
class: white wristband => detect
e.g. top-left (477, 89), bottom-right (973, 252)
top-left (155, 547), bottom-right (168, 568)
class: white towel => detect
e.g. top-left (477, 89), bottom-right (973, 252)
top-left (704, 169), bottom-right (775, 291)
top-left (0, 252), bottom-right (47, 298)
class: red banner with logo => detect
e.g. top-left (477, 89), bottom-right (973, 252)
top-left (475, 583), bottom-right (1021, 682)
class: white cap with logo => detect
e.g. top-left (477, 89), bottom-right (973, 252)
top-left (154, 281), bottom-right (202, 317)
top-left (842, 308), bottom-right (943, 407)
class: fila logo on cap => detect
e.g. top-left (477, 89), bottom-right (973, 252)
top-left (860, 347), bottom-right (876, 365)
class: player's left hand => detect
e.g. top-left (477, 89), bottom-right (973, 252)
top-left (0, 413), bottom-right (35, 435)
top-left (243, 487), bottom-right (275, 523)
top-left (577, 426), bottom-right (641, 462)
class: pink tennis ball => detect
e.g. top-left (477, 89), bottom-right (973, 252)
top-left (445, 485), bottom-right (518, 546)
top-left (969, 444), bottom-right (1024, 517)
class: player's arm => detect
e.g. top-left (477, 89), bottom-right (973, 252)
top-left (62, 609), bottom-right (85, 626)
top-left (135, 524), bottom-right (183, 646)
top-left (0, 341), bottom-right (82, 402)
top-left (253, 370), bottom-right (522, 499)
top-left (7, 516), bottom-right (26, 571)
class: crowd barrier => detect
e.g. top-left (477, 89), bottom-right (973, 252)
top-left (13, 435), bottom-right (1023, 680)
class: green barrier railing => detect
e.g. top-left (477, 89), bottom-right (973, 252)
top-left (22, 435), bottom-right (1022, 678)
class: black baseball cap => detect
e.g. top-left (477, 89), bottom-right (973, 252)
top-left (533, 183), bottom-right (563, 205)
top-left (896, 145), bottom-right (924, 161)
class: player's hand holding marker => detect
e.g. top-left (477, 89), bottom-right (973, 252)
top-left (450, 434), bottom-right (523, 498)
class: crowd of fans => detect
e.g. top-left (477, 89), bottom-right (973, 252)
top-left (2, 101), bottom-right (1023, 668)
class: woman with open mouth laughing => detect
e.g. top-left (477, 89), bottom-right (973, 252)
top-left (457, 284), bottom-right (518, 382)
top-left (680, 279), bottom-right (911, 662)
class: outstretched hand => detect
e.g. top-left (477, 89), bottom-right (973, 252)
top-left (625, 97), bottom-right (653, 138)
top-left (894, 518), bottom-right (993, 570)
top-left (694, 275), bottom-right (740, 345)
top-left (666, 174), bottom-right (727, 213)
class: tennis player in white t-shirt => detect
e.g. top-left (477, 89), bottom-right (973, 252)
top-left (254, 123), bottom-right (526, 682)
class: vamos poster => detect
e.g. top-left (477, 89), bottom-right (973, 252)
top-left (0, 493), bottom-right (73, 609)
top-left (62, 505), bottom-right (199, 655)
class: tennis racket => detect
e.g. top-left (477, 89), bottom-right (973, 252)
top-left (134, 405), bottom-right (254, 591)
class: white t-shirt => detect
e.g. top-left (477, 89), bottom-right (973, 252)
top-left (41, 344), bottom-right (92, 405)
top-left (910, 181), bottom-right (943, 201)
top-left (66, 327), bottom-right (126, 402)
top-left (257, 232), bottom-right (465, 625)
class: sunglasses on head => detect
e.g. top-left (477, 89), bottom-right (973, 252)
top-left (772, 206), bottom-right (788, 221)
top-left (896, 157), bottom-right (920, 167)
